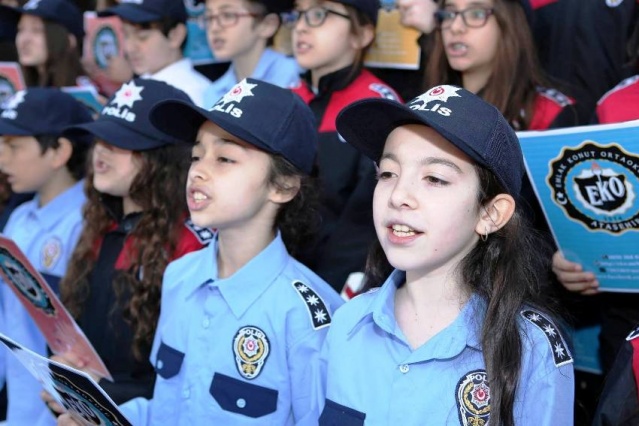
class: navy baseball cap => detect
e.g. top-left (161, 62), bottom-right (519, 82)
top-left (149, 78), bottom-right (318, 174)
top-left (336, 85), bottom-right (524, 196)
top-left (64, 78), bottom-right (193, 151)
top-left (98, 0), bottom-right (188, 23)
top-left (0, 11), bottom-right (17, 41)
top-left (0, 88), bottom-right (93, 145)
top-left (336, 0), bottom-right (380, 25)
top-left (0, 0), bottom-right (84, 40)
top-left (259, 0), bottom-right (294, 14)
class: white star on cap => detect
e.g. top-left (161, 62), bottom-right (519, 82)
top-left (111, 81), bottom-right (144, 109)
top-left (218, 79), bottom-right (257, 106)
top-left (411, 85), bottom-right (461, 107)
top-left (3, 91), bottom-right (26, 110)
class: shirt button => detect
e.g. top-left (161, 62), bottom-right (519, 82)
top-left (399, 364), bottom-right (410, 373)
top-left (236, 398), bottom-right (246, 409)
top-left (202, 317), bottom-right (210, 328)
top-left (156, 360), bottom-right (164, 370)
top-left (182, 387), bottom-right (190, 398)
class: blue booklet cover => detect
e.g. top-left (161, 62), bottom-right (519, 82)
top-left (518, 120), bottom-right (639, 292)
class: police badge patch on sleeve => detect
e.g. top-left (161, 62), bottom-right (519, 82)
top-left (521, 309), bottom-right (573, 367)
top-left (292, 280), bottom-right (331, 330)
top-left (456, 369), bottom-right (490, 426)
top-left (233, 326), bottom-right (270, 380)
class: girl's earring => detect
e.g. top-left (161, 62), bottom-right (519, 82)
top-left (480, 226), bottom-right (488, 242)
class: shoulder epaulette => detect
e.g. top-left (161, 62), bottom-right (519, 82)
top-left (536, 87), bottom-right (574, 107)
top-left (626, 325), bottom-right (639, 341)
top-left (184, 218), bottom-right (214, 244)
top-left (521, 309), bottom-right (573, 367)
top-left (292, 280), bottom-right (331, 330)
top-left (368, 83), bottom-right (400, 101)
top-left (598, 75), bottom-right (639, 106)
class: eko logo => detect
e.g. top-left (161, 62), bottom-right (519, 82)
top-left (547, 142), bottom-right (639, 234)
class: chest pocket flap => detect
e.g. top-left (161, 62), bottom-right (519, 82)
top-left (319, 399), bottom-right (366, 426)
top-left (210, 373), bottom-right (278, 418)
top-left (155, 341), bottom-right (185, 379)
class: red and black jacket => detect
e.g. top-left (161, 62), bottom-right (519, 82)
top-left (292, 67), bottom-right (401, 292)
top-left (78, 212), bottom-right (211, 404)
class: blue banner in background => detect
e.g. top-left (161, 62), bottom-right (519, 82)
top-left (518, 121), bottom-right (639, 292)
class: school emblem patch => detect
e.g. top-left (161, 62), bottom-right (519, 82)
top-left (521, 309), bottom-right (573, 367)
top-left (41, 237), bottom-right (62, 270)
top-left (0, 248), bottom-right (55, 315)
top-left (292, 280), bottom-right (331, 329)
top-left (233, 326), bottom-right (270, 380)
top-left (456, 370), bottom-right (491, 426)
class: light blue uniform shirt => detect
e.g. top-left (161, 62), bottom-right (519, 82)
top-left (319, 270), bottom-right (575, 425)
top-left (0, 180), bottom-right (86, 425)
top-left (202, 48), bottom-right (302, 109)
top-left (120, 232), bottom-right (343, 425)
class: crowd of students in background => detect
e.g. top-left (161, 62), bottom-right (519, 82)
top-left (0, 0), bottom-right (637, 424)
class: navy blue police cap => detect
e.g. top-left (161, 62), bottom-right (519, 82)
top-left (0, 11), bottom-right (17, 41)
top-left (149, 78), bottom-right (318, 174)
top-left (335, 0), bottom-right (380, 25)
top-left (336, 85), bottom-right (525, 197)
top-left (98, 0), bottom-right (188, 23)
top-left (0, 88), bottom-right (93, 145)
top-left (0, 0), bottom-right (84, 40)
top-left (64, 78), bottom-right (193, 151)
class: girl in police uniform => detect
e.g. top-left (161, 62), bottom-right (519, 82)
top-left (41, 79), bottom-right (210, 421)
top-left (318, 85), bottom-right (575, 425)
top-left (55, 79), bottom-right (343, 425)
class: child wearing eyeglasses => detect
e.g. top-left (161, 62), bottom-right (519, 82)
top-left (201, 0), bottom-right (301, 108)
top-left (290, 0), bottom-right (401, 298)
top-left (426, 0), bottom-right (578, 132)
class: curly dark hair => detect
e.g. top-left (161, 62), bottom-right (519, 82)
top-left (60, 143), bottom-right (191, 360)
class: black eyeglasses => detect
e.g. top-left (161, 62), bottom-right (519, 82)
top-left (435, 7), bottom-right (495, 29)
top-left (203, 11), bottom-right (259, 28)
top-left (285, 6), bottom-right (350, 28)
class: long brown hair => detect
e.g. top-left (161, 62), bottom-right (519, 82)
top-left (21, 20), bottom-right (85, 87)
top-left (363, 165), bottom-right (561, 426)
top-left (61, 143), bottom-right (191, 360)
top-left (426, 0), bottom-right (548, 130)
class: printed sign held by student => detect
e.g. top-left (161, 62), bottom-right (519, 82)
top-left (519, 120), bottom-right (639, 292)
top-left (0, 236), bottom-right (112, 381)
top-left (0, 62), bottom-right (26, 105)
top-left (0, 333), bottom-right (130, 426)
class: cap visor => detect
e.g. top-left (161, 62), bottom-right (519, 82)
top-left (336, 97), bottom-right (487, 168)
top-left (151, 100), bottom-right (278, 156)
top-left (336, 98), bottom-right (431, 163)
top-left (65, 120), bottom-right (165, 151)
top-left (98, 4), bottom-right (161, 22)
top-left (149, 100), bottom-right (209, 143)
top-left (0, 120), bottom-right (31, 136)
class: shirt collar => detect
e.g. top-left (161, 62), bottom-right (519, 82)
top-left (216, 49), bottom-right (294, 93)
top-left (348, 269), bottom-right (485, 355)
top-left (301, 64), bottom-right (360, 97)
top-left (145, 58), bottom-right (192, 80)
top-left (187, 231), bottom-right (290, 318)
top-left (28, 180), bottom-right (85, 229)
